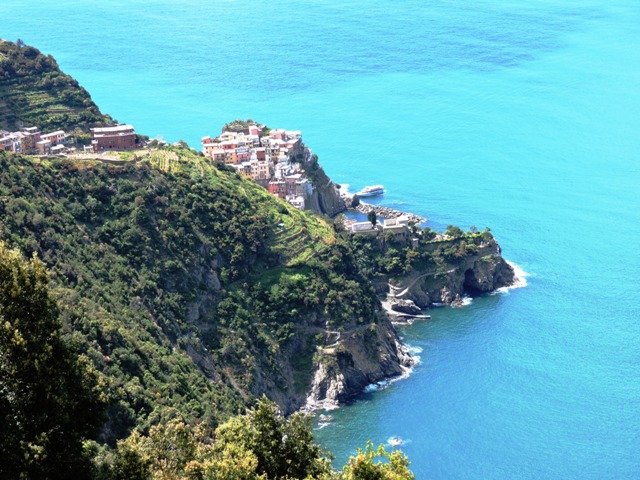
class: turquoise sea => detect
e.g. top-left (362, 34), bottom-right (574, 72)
top-left (4, 1), bottom-right (640, 477)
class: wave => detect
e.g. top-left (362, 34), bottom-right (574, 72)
top-left (492, 261), bottom-right (530, 294)
top-left (364, 356), bottom-right (420, 393)
top-left (393, 362), bottom-right (417, 382)
top-left (507, 261), bottom-right (530, 288)
top-left (364, 379), bottom-right (390, 392)
top-left (451, 294), bottom-right (473, 308)
top-left (406, 346), bottom-right (422, 366)
top-left (303, 397), bottom-right (340, 413)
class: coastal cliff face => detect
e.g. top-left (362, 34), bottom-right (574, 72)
top-left (304, 312), bottom-right (414, 410)
top-left (388, 238), bottom-right (516, 309)
top-left (243, 307), bottom-right (414, 413)
top-left (302, 160), bottom-right (346, 217)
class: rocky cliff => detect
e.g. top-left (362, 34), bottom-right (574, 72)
top-left (304, 311), bottom-right (414, 410)
top-left (301, 236), bottom-right (517, 410)
top-left (302, 159), bottom-right (346, 217)
top-left (386, 238), bottom-right (516, 309)
top-left (242, 306), bottom-right (415, 413)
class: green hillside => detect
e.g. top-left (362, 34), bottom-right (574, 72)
top-left (0, 39), bottom-right (111, 132)
top-left (0, 147), bottom-right (383, 444)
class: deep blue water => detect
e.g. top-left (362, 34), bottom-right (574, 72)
top-left (4, 1), bottom-right (640, 477)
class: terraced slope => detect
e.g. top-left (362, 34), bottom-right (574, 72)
top-left (0, 39), bottom-right (111, 132)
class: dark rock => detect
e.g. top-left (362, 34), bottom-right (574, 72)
top-left (390, 298), bottom-right (422, 315)
top-left (303, 165), bottom-right (346, 216)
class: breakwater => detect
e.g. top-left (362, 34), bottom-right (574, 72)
top-left (355, 201), bottom-right (426, 224)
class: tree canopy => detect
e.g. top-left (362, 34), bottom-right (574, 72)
top-left (0, 242), bottom-right (105, 479)
top-left (341, 442), bottom-right (415, 480)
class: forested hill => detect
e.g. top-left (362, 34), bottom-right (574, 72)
top-left (0, 148), bottom-right (409, 444)
top-left (0, 39), bottom-right (112, 132)
top-left (0, 40), bottom-right (413, 463)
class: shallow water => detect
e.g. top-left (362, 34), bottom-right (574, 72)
top-left (5, 1), bottom-right (640, 477)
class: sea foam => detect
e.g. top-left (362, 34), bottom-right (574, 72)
top-left (492, 261), bottom-right (530, 295)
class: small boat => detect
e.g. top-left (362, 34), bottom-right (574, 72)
top-left (318, 414), bottom-right (334, 422)
top-left (388, 436), bottom-right (404, 447)
top-left (356, 185), bottom-right (384, 197)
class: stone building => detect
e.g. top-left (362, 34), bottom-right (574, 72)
top-left (91, 125), bottom-right (136, 152)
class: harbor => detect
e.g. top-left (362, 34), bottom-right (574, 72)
top-left (355, 201), bottom-right (426, 224)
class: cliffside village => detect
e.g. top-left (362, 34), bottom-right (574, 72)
top-left (1, 122), bottom-right (417, 243)
top-left (200, 126), bottom-right (417, 243)
top-left (201, 124), bottom-right (313, 210)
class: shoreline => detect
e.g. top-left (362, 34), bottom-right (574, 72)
top-left (306, 359), bottom-right (419, 416)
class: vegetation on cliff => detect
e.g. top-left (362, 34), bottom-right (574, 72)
top-left (0, 143), bottom-right (507, 477)
top-left (0, 39), bottom-right (112, 133)
top-left (0, 41), bottom-right (514, 478)
top-left (0, 147), bottom-right (390, 444)
top-left (349, 223), bottom-right (490, 278)
top-left (0, 149), bottom-right (416, 478)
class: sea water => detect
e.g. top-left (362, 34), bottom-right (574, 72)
top-left (4, 1), bottom-right (640, 478)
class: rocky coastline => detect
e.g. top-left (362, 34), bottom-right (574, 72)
top-left (338, 188), bottom-right (426, 223)
top-left (303, 237), bottom-right (520, 412)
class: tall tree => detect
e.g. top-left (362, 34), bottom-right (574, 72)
top-left (367, 210), bottom-right (377, 227)
top-left (0, 242), bottom-right (105, 479)
top-left (214, 396), bottom-right (333, 480)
